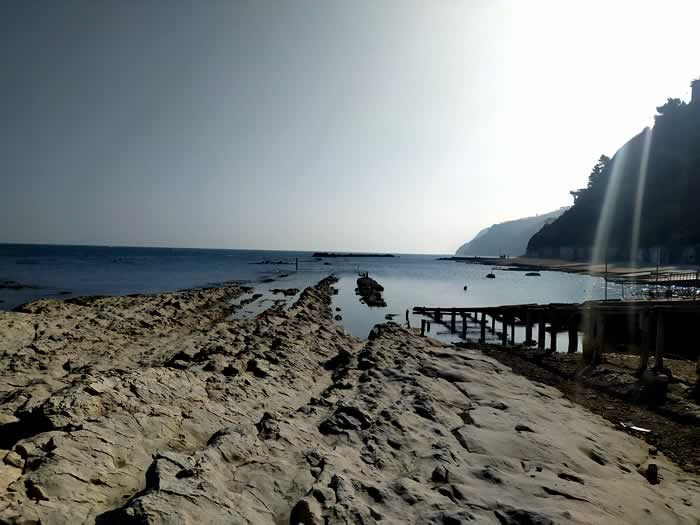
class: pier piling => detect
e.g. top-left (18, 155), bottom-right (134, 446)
top-left (480, 312), bottom-right (486, 343)
top-left (655, 311), bottom-right (665, 370)
top-left (537, 312), bottom-right (546, 350)
top-left (525, 310), bottom-right (533, 345)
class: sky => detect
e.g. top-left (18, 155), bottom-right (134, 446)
top-left (1, 1), bottom-right (699, 254)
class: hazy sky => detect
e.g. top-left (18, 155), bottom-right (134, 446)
top-left (2, 1), bottom-right (699, 253)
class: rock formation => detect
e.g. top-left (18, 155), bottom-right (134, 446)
top-left (0, 278), bottom-right (698, 523)
top-left (356, 275), bottom-right (387, 307)
top-left (456, 208), bottom-right (568, 257)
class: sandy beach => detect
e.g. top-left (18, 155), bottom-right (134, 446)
top-left (1, 277), bottom-right (699, 524)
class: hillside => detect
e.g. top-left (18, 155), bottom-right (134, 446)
top-left (456, 207), bottom-right (568, 256)
top-left (528, 78), bottom-right (700, 264)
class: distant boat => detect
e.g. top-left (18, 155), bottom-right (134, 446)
top-left (525, 272), bottom-right (541, 276)
top-left (486, 272), bottom-right (496, 279)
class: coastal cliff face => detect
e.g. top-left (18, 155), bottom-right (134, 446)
top-left (0, 280), bottom-right (699, 523)
top-left (528, 87), bottom-right (700, 264)
top-left (457, 208), bottom-right (568, 257)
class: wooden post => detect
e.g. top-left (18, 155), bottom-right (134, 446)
top-left (549, 316), bottom-right (558, 353)
top-left (582, 307), bottom-right (605, 365)
top-left (420, 320), bottom-right (425, 336)
top-left (637, 310), bottom-right (651, 373)
top-left (491, 315), bottom-right (496, 334)
top-left (427, 321), bottom-right (431, 333)
top-left (510, 318), bottom-right (515, 345)
top-left (450, 309), bottom-right (456, 333)
top-left (525, 310), bottom-right (533, 345)
top-left (434, 309), bottom-right (441, 322)
top-left (461, 314), bottom-right (467, 338)
top-left (567, 316), bottom-right (578, 353)
top-left (480, 312), bottom-right (486, 343)
top-left (537, 311), bottom-right (546, 350)
top-left (295, 258), bottom-right (299, 271)
top-left (654, 310), bottom-right (665, 370)
top-left (501, 316), bottom-right (508, 346)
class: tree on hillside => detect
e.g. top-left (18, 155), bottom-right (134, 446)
top-left (570, 154), bottom-right (610, 202)
top-left (655, 98), bottom-right (687, 121)
top-left (586, 155), bottom-right (611, 188)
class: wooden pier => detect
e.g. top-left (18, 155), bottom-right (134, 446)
top-left (413, 299), bottom-right (700, 382)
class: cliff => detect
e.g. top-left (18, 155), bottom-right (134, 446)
top-left (528, 80), bottom-right (700, 264)
top-left (456, 208), bottom-right (568, 257)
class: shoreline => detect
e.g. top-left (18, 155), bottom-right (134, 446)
top-left (0, 279), bottom-right (698, 522)
top-left (444, 255), bottom-right (700, 281)
top-left (503, 256), bottom-right (700, 278)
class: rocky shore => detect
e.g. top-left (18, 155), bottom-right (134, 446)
top-left (1, 278), bottom-right (699, 524)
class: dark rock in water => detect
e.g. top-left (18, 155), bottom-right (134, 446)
top-left (525, 272), bottom-right (541, 276)
top-left (252, 260), bottom-right (293, 265)
top-left (0, 280), bottom-right (42, 290)
top-left (334, 314), bottom-right (343, 321)
top-left (356, 275), bottom-right (386, 307)
top-left (312, 252), bottom-right (395, 258)
top-left (368, 326), bottom-right (382, 340)
top-left (270, 288), bottom-right (299, 296)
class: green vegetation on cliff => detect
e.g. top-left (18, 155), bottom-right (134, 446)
top-left (528, 78), bottom-right (700, 263)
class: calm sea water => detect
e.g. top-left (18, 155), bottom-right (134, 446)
top-left (0, 244), bottom-right (621, 345)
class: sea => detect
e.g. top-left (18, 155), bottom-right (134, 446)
top-left (0, 244), bottom-right (622, 348)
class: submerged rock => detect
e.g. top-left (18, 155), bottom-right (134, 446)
top-left (356, 274), bottom-right (386, 307)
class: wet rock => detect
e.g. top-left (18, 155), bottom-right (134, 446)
top-left (270, 288), bottom-right (299, 296)
top-left (356, 275), bottom-right (387, 307)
